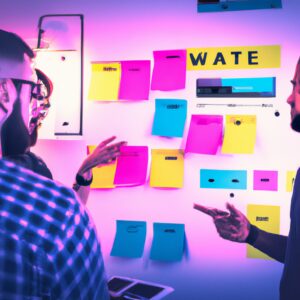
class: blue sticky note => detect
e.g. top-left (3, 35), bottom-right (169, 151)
top-left (198, 0), bottom-right (282, 13)
top-left (150, 223), bottom-right (185, 262)
top-left (200, 169), bottom-right (247, 190)
top-left (111, 220), bottom-right (146, 258)
top-left (152, 99), bottom-right (187, 137)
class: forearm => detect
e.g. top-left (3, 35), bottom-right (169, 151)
top-left (246, 225), bottom-right (287, 263)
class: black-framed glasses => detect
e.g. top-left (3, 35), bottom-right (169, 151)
top-left (11, 78), bottom-right (52, 101)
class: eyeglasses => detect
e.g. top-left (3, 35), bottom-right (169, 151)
top-left (11, 79), bottom-right (48, 101)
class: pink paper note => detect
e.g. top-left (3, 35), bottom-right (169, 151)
top-left (185, 115), bottom-right (223, 155)
top-left (151, 49), bottom-right (187, 91)
top-left (119, 60), bottom-right (151, 100)
top-left (253, 170), bottom-right (278, 191)
top-left (114, 146), bottom-right (148, 187)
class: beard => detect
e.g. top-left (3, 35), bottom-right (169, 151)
top-left (1, 96), bottom-right (31, 156)
top-left (291, 114), bottom-right (300, 132)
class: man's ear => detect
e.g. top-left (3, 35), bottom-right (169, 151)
top-left (1, 97), bottom-right (31, 156)
top-left (0, 79), bottom-right (18, 127)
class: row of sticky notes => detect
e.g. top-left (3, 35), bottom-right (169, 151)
top-left (187, 114), bottom-right (257, 155)
top-left (201, 169), bottom-right (296, 192)
top-left (88, 50), bottom-right (187, 101)
top-left (153, 107), bottom-right (257, 154)
top-left (89, 145), bottom-right (296, 191)
top-left (247, 204), bottom-right (280, 259)
top-left (89, 61), bottom-right (151, 101)
top-left (89, 146), bottom-right (184, 189)
top-left (111, 220), bottom-right (185, 262)
top-left (110, 206), bottom-right (280, 261)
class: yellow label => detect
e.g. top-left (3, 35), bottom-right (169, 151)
top-left (88, 62), bottom-right (121, 101)
top-left (150, 149), bottom-right (184, 188)
top-left (187, 45), bottom-right (280, 70)
top-left (247, 205), bottom-right (280, 259)
top-left (221, 115), bottom-right (256, 154)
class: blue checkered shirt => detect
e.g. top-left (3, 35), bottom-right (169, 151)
top-left (0, 159), bottom-right (109, 300)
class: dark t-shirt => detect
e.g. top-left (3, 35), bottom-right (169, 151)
top-left (280, 168), bottom-right (300, 299)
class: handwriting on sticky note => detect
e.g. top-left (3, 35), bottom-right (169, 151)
top-left (111, 220), bottom-right (147, 258)
top-left (150, 223), bottom-right (185, 262)
top-left (150, 149), bottom-right (184, 188)
top-left (152, 99), bottom-right (187, 138)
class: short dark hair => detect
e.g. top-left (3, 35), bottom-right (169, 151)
top-left (0, 29), bottom-right (34, 61)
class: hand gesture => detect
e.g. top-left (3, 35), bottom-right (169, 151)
top-left (78, 136), bottom-right (127, 176)
top-left (193, 202), bottom-right (250, 243)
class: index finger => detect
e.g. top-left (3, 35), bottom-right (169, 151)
top-left (194, 203), bottom-right (229, 218)
top-left (98, 136), bottom-right (117, 148)
top-left (193, 203), bottom-right (218, 217)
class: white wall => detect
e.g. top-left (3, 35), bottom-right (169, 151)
top-left (1, 1), bottom-right (300, 299)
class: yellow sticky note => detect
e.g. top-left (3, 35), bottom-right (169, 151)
top-left (88, 146), bottom-right (116, 189)
top-left (221, 115), bottom-right (256, 154)
top-left (247, 205), bottom-right (280, 259)
top-left (150, 149), bottom-right (184, 188)
top-left (286, 171), bottom-right (296, 192)
top-left (187, 45), bottom-right (281, 70)
top-left (88, 62), bottom-right (121, 101)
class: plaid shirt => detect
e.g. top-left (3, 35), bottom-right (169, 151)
top-left (0, 159), bottom-right (109, 300)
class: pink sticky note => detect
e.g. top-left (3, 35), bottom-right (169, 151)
top-left (253, 170), bottom-right (278, 191)
top-left (119, 60), bottom-right (151, 100)
top-left (185, 115), bottom-right (223, 155)
top-left (114, 146), bottom-right (148, 187)
top-left (151, 49), bottom-right (187, 91)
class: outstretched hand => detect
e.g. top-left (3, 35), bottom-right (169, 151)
top-left (78, 136), bottom-right (127, 177)
top-left (193, 202), bottom-right (250, 243)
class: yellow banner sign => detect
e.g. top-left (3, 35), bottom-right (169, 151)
top-left (187, 45), bottom-right (280, 70)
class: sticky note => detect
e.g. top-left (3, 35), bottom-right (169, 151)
top-left (119, 60), bottom-right (151, 100)
top-left (200, 169), bottom-right (247, 190)
top-left (185, 115), bottom-right (223, 154)
top-left (150, 223), bottom-right (185, 262)
top-left (221, 115), bottom-right (256, 154)
top-left (111, 220), bottom-right (147, 258)
top-left (114, 146), bottom-right (148, 187)
top-left (286, 171), bottom-right (296, 192)
top-left (88, 62), bottom-right (121, 101)
top-left (151, 49), bottom-right (187, 91)
top-left (247, 205), bottom-right (280, 259)
top-left (253, 170), bottom-right (278, 191)
top-left (88, 146), bottom-right (116, 189)
top-left (152, 99), bottom-right (187, 138)
top-left (198, 0), bottom-right (282, 13)
top-left (150, 149), bottom-right (184, 188)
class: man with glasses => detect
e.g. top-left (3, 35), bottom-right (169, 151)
top-left (194, 58), bottom-right (300, 300)
top-left (0, 29), bottom-right (119, 299)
